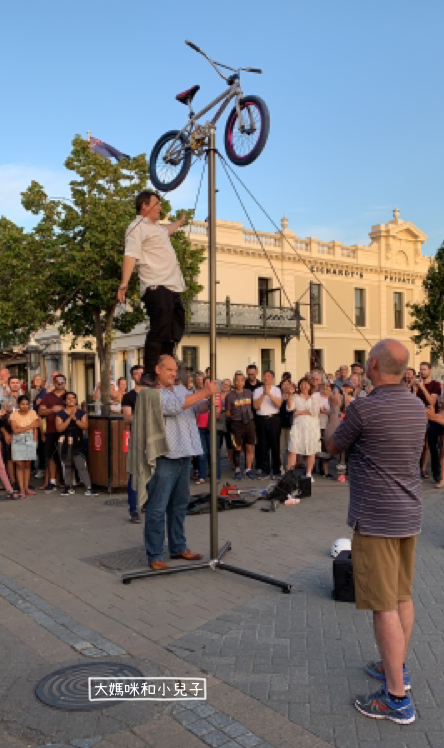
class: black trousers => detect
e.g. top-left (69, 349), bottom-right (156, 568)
top-left (256, 414), bottom-right (281, 476)
top-left (427, 420), bottom-right (444, 482)
top-left (142, 286), bottom-right (185, 376)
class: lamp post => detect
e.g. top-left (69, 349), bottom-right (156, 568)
top-left (24, 337), bottom-right (42, 391)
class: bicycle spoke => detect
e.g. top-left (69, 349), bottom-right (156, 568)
top-left (229, 102), bottom-right (262, 158)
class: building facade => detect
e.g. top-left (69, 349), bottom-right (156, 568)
top-left (0, 208), bottom-right (432, 398)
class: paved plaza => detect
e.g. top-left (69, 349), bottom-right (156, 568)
top-left (0, 470), bottom-right (443, 748)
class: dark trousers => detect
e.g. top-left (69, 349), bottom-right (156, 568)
top-left (256, 414), bottom-right (281, 476)
top-left (427, 420), bottom-right (444, 481)
top-left (142, 286), bottom-right (185, 376)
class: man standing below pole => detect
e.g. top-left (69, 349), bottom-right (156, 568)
top-left (325, 339), bottom-right (426, 725)
top-left (117, 191), bottom-right (187, 384)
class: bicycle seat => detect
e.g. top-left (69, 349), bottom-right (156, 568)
top-left (176, 85), bottom-right (200, 105)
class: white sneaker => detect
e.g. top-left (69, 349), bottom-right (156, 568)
top-left (307, 475), bottom-right (314, 483)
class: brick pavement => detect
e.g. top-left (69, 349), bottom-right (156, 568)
top-left (0, 473), bottom-right (442, 746)
top-left (169, 488), bottom-right (444, 748)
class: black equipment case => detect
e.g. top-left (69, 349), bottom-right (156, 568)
top-left (332, 550), bottom-right (355, 602)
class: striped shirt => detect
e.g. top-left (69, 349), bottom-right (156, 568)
top-left (332, 383), bottom-right (427, 537)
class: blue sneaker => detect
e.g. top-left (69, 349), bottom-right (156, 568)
top-left (234, 470), bottom-right (242, 480)
top-left (365, 660), bottom-right (411, 692)
top-left (44, 483), bottom-right (57, 494)
top-left (354, 684), bottom-right (415, 724)
top-left (245, 469), bottom-right (255, 480)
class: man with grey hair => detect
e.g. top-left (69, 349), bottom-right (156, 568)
top-left (325, 339), bottom-right (427, 725)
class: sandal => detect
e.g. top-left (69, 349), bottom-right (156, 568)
top-left (7, 492), bottom-right (19, 500)
top-left (195, 478), bottom-right (206, 485)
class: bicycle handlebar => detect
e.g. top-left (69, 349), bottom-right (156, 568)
top-left (185, 40), bottom-right (202, 54)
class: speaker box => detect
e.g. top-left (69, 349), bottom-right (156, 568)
top-left (332, 550), bottom-right (355, 602)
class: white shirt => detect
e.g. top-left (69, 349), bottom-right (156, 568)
top-left (125, 217), bottom-right (185, 294)
top-left (253, 385), bottom-right (281, 416)
top-left (315, 393), bottom-right (330, 429)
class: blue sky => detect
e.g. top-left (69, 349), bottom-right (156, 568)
top-left (2, 0), bottom-right (443, 254)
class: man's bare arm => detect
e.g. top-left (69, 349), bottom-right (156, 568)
top-left (166, 214), bottom-right (187, 236)
top-left (117, 257), bottom-right (137, 302)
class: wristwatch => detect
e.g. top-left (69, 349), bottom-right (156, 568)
top-left (329, 408), bottom-right (341, 415)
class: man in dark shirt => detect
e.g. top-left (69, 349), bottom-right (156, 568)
top-left (224, 372), bottom-right (255, 480)
top-left (122, 365), bottom-right (144, 522)
top-left (244, 364), bottom-right (262, 472)
top-left (244, 364), bottom-right (262, 394)
top-left (39, 374), bottom-right (66, 493)
top-left (325, 339), bottom-right (426, 725)
top-left (415, 361), bottom-right (442, 483)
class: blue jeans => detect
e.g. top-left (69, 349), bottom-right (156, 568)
top-left (128, 475), bottom-right (138, 515)
top-left (144, 456), bottom-right (191, 562)
top-left (197, 429), bottom-right (221, 480)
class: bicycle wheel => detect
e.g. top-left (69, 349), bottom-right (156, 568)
top-left (224, 95), bottom-right (270, 167)
top-left (149, 130), bottom-right (192, 192)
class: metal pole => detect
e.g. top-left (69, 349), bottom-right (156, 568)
top-left (309, 281), bottom-right (315, 370)
top-left (208, 127), bottom-right (218, 559)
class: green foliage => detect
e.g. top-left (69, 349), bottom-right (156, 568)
top-left (408, 241), bottom-right (444, 361)
top-left (0, 135), bottom-right (204, 403)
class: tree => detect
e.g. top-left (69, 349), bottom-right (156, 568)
top-left (0, 135), bottom-right (205, 411)
top-left (408, 240), bottom-right (444, 362)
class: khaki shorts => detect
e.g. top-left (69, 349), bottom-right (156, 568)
top-left (351, 530), bottom-right (417, 612)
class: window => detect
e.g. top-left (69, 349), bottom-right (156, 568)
top-left (261, 348), bottom-right (275, 376)
top-left (353, 350), bottom-right (366, 368)
top-left (313, 349), bottom-right (324, 370)
top-left (355, 288), bottom-right (366, 327)
top-left (182, 346), bottom-right (199, 373)
top-left (258, 279), bottom-right (281, 307)
top-left (394, 292), bottom-right (404, 329)
top-left (310, 283), bottom-right (322, 324)
top-left (258, 278), bottom-right (271, 306)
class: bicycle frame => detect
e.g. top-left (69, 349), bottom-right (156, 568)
top-left (164, 77), bottom-right (250, 161)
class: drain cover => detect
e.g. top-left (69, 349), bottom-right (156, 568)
top-left (35, 662), bottom-right (143, 711)
top-left (104, 498), bottom-right (128, 507)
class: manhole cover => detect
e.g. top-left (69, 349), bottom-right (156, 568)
top-left (104, 498), bottom-right (128, 507)
top-left (35, 662), bottom-right (143, 711)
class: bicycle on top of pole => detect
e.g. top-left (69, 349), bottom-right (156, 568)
top-left (149, 40), bottom-right (270, 193)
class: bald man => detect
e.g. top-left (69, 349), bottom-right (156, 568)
top-left (325, 339), bottom-right (427, 725)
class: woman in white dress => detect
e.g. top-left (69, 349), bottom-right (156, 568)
top-left (287, 377), bottom-right (321, 480)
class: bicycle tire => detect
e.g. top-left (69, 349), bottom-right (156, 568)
top-left (224, 95), bottom-right (270, 167)
top-left (149, 129), bottom-right (192, 192)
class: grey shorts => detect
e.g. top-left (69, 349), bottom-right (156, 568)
top-left (12, 432), bottom-right (37, 462)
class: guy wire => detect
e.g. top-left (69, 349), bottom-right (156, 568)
top-left (218, 152), bottom-right (373, 349)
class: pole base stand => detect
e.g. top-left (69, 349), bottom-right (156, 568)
top-left (121, 540), bottom-right (291, 593)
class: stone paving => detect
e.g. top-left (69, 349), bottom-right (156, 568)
top-left (0, 471), bottom-right (442, 747)
top-left (169, 488), bottom-right (444, 748)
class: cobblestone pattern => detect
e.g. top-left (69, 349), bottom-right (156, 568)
top-left (33, 739), bottom-right (101, 748)
top-left (172, 700), bottom-right (275, 748)
top-left (169, 491), bottom-right (444, 748)
top-left (0, 572), bottom-right (126, 658)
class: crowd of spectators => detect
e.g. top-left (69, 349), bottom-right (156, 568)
top-left (1, 358), bottom-right (443, 511)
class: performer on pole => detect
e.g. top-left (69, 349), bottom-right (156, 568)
top-left (118, 191), bottom-right (187, 383)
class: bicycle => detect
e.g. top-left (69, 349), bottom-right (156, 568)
top-left (149, 40), bottom-right (270, 192)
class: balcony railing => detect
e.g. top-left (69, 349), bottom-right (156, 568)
top-left (185, 298), bottom-right (298, 337)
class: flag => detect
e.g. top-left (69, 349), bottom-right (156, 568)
top-left (90, 137), bottom-right (130, 161)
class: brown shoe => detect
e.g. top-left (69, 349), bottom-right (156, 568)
top-left (150, 560), bottom-right (168, 570)
top-left (170, 549), bottom-right (203, 561)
